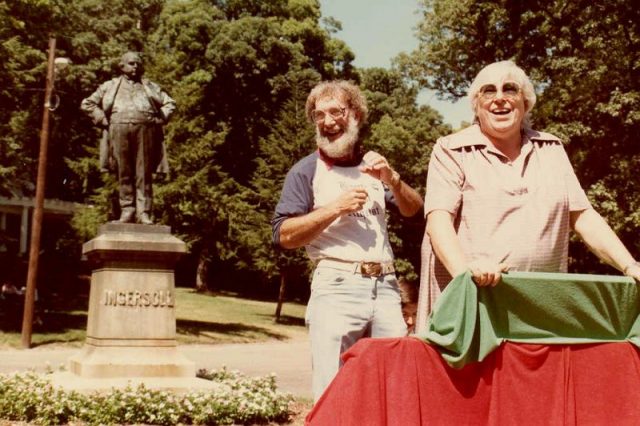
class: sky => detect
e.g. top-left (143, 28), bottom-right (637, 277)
top-left (319, 0), bottom-right (471, 127)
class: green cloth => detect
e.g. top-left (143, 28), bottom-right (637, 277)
top-left (422, 271), bottom-right (640, 368)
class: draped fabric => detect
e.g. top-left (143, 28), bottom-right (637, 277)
top-left (305, 338), bottom-right (640, 425)
top-left (306, 272), bottom-right (640, 425)
top-left (425, 271), bottom-right (640, 367)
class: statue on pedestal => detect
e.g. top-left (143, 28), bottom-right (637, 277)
top-left (81, 52), bottom-right (175, 225)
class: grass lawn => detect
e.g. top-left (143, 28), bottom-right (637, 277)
top-left (0, 287), bottom-right (307, 348)
top-left (175, 288), bottom-right (307, 344)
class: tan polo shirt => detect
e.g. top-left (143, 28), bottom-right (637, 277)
top-left (420, 124), bottom-right (592, 314)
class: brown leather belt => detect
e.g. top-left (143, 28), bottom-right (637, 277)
top-left (316, 258), bottom-right (395, 277)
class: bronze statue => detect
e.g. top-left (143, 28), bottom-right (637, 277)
top-left (81, 52), bottom-right (175, 224)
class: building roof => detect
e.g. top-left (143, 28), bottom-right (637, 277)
top-left (0, 197), bottom-right (82, 216)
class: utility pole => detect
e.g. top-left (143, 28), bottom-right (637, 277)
top-left (21, 37), bottom-right (56, 348)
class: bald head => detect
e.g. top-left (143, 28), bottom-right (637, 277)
top-left (119, 51), bottom-right (143, 81)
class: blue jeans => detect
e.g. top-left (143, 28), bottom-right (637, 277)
top-left (305, 265), bottom-right (407, 401)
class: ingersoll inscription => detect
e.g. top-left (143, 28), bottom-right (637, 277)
top-left (101, 290), bottom-right (174, 307)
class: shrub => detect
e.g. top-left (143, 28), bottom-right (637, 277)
top-left (0, 368), bottom-right (294, 425)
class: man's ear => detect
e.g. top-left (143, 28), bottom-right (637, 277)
top-left (353, 111), bottom-right (362, 126)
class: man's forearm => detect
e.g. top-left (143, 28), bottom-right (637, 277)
top-left (390, 176), bottom-right (423, 217)
top-left (279, 206), bottom-right (342, 249)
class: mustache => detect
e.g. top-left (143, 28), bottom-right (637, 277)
top-left (316, 118), bottom-right (359, 159)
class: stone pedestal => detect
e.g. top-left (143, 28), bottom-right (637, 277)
top-left (51, 223), bottom-right (216, 392)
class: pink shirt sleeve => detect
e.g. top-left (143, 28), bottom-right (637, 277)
top-left (557, 144), bottom-right (592, 212)
top-left (424, 139), bottom-right (464, 217)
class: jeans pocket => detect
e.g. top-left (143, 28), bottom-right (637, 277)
top-left (310, 267), bottom-right (348, 290)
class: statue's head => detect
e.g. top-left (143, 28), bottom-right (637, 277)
top-left (119, 51), bottom-right (144, 81)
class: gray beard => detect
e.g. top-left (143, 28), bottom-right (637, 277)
top-left (316, 118), bottom-right (359, 160)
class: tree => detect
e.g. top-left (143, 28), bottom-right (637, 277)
top-left (1, 0), bottom-right (452, 298)
top-left (147, 0), bottom-right (357, 291)
top-left (402, 0), bottom-right (640, 272)
top-left (0, 0), bottom-right (168, 298)
top-left (0, 0), bottom-right (166, 205)
top-left (359, 67), bottom-right (450, 281)
top-left (0, 0), bottom-right (58, 197)
top-left (247, 70), bottom-right (319, 309)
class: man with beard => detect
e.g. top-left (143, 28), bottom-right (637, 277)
top-left (272, 80), bottom-right (423, 401)
top-left (81, 51), bottom-right (175, 224)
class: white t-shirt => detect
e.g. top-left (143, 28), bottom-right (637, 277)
top-left (272, 151), bottom-right (396, 263)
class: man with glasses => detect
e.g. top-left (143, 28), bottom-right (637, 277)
top-left (272, 80), bottom-right (423, 401)
top-left (418, 60), bottom-right (640, 323)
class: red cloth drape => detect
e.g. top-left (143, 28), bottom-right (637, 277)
top-left (306, 337), bottom-right (640, 425)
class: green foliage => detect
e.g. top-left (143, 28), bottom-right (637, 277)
top-left (0, 0), bottom-right (170, 270)
top-left (146, 0), bottom-right (358, 291)
top-left (359, 67), bottom-right (450, 280)
top-left (0, 369), bottom-right (294, 425)
top-left (246, 73), bottom-right (319, 284)
top-left (1, 0), bottom-right (449, 294)
top-left (0, 0), bottom-right (167, 199)
top-left (404, 0), bottom-right (640, 272)
top-left (0, 0), bottom-right (51, 196)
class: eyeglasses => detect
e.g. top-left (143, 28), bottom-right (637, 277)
top-left (312, 106), bottom-right (347, 123)
top-left (478, 82), bottom-right (521, 100)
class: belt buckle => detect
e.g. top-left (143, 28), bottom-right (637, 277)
top-left (360, 262), bottom-right (382, 277)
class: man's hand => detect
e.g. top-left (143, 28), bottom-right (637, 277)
top-left (624, 261), bottom-right (640, 284)
top-left (359, 151), bottom-right (395, 186)
top-left (468, 259), bottom-right (509, 287)
top-left (278, 187), bottom-right (368, 249)
top-left (331, 187), bottom-right (368, 215)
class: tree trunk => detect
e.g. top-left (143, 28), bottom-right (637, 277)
top-left (274, 270), bottom-right (287, 322)
top-left (195, 248), bottom-right (209, 293)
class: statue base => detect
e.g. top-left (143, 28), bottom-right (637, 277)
top-left (53, 223), bottom-right (214, 392)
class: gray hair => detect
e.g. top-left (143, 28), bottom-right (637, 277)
top-left (468, 60), bottom-right (536, 128)
top-left (305, 80), bottom-right (368, 127)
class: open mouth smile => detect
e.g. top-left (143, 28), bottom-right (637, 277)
top-left (322, 127), bottom-right (344, 141)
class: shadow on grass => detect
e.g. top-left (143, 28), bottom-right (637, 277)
top-left (206, 289), bottom-right (309, 305)
top-left (0, 310), bottom-right (88, 348)
top-left (177, 318), bottom-right (289, 341)
top-left (0, 292), bottom-right (303, 347)
top-left (0, 292), bottom-right (89, 329)
top-left (0, 310), bottom-right (87, 333)
top-left (261, 314), bottom-right (306, 327)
